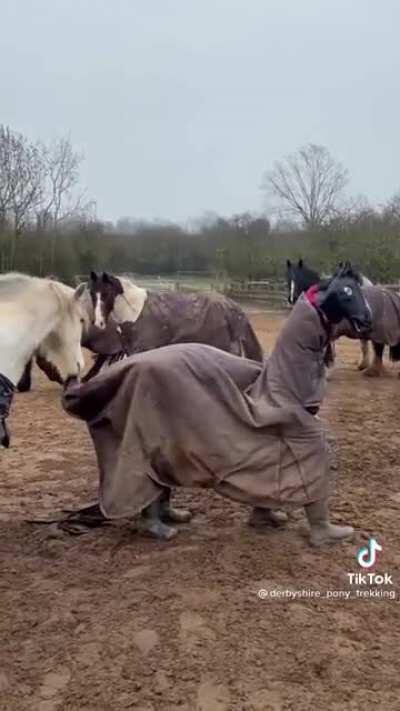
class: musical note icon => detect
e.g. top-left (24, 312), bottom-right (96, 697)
top-left (356, 538), bottom-right (382, 569)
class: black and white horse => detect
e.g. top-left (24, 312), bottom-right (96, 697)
top-left (286, 259), bottom-right (374, 371)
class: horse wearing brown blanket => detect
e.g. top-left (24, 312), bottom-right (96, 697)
top-left (63, 263), bottom-right (371, 547)
top-left (333, 285), bottom-right (400, 377)
top-left (82, 272), bottom-right (264, 378)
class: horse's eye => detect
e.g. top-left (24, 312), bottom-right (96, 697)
top-left (343, 286), bottom-right (353, 296)
top-left (80, 318), bottom-right (85, 324)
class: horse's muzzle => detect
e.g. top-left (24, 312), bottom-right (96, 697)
top-left (63, 375), bottom-right (81, 391)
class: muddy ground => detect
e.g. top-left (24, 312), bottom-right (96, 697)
top-left (1, 312), bottom-right (400, 711)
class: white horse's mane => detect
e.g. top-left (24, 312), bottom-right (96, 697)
top-left (0, 272), bottom-right (40, 296)
top-left (0, 272), bottom-right (91, 333)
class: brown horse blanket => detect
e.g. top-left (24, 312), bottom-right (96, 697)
top-left (82, 290), bottom-right (263, 362)
top-left (333, 285), bottom-right (400, 345)
top-left (63, 297), bottom-right (330, 519)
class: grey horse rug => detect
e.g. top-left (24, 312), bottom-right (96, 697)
top-left (63, 297), bottom-right (330, 519)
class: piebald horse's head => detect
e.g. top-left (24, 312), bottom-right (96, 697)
top-left (89, 271), bottom-right (123, 330)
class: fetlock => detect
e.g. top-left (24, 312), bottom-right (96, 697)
top-left (249, 507), bottom-right (288, 529)
top-left (138, 516), bottom-right (178, 540)
top-left (139, 498), bottom-right (178, 540)
top-left (160, 504), bottom-right (192, 524)
top-left (305, 500), bottom-right (354, 547)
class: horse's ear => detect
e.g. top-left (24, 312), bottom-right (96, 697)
top-left (102, 271), bottom-right (123, 294)
top-left (298, 259), bottom-right (303, 268)
top-left (90, 271), bottom-right (98, 282)
top-left (74, 283), bottom-right (86, 300)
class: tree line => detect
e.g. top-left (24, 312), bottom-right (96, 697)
top-left (1, 126), bottom-right (400, 284)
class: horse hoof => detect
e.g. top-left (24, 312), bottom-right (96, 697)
top-left (161, 507), bottom-right (192, 524)
top-left (248, 508), bottom-right (288, 529)
top-left (138, 519), bottom-right (178, 540)
top-left (362, 367), bottom-right (382, 378)
top-left (357, 363), bottom-right (368, 371)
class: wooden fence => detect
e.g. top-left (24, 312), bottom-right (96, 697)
top-left (223, 280), bottom-right (288, 307)
top-left (74, 274), bottom-right (400, 307)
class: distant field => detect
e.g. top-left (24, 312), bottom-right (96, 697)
top-left (121, 273), bottom-right (289, 309)
top-left (123, 273), bottom-right (222, 291)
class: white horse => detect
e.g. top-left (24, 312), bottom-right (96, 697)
top-left (0, 273), bottom-right (91, 447)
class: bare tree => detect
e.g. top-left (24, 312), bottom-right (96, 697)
top-left (36, 136), bottom-right (93, 268)
top-left (0, 126), bottom-right (43, 267)
top-left (383, 191), bottom-right (400, 222)
top-left (37, 137), bottom-right (89, 225)
top-left (263, 144), bottom-right (348, 229)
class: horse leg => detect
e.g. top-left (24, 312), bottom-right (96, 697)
top-left (305, 497), bottom-right (353, 547)
top-left (138, 494), bottom-right (178, 540)
top-left (248, 507), bottom-right (288, 528)
top-left (358, 339), bottom-right (370, 371)
top-left (159, 488), bottom-right (192, 523)
top-left (82, 354), bottom-right (108, 382)
top-left (17, 359), bottom-right (33, 392)
top-left (0, 374), bottom-right (15, 448)
top-left (363, 342), bottom-right (384, 377)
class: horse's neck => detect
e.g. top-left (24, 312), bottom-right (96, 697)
top-left (361, 275), bottom-right (373, 287)
top-left (0, 296), bottom-right (60, 386)
top-left (113, 282), bottom-right (147, 323)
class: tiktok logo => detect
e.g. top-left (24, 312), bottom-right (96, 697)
top-left (356, 537), bottom-right (382, 569)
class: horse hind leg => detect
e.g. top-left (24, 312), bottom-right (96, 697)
top-left (159, 488), bottom-right (192, 524)
top-left (248, 507), bottom-right (288, 528)
top-left (138, 493), bottom-right (178, 540)
top-left (363, 342), bottom-right (384, 377)
top-left (358, 339), bottom-right (370, 371)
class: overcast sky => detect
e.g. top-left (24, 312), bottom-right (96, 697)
top-left (2, 0), bottom-right (399, 223)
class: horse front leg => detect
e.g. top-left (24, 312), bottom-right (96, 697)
top-left (358, 339), bottom-right (370, 371)
top-left (363, 342), bottom-right (384, 377)
top-left (159, 488), bottom-right (192, 524)
top-left (138, 493), bottom-right (179, 540)
top-left (17, 359), bottom-right (33, 392)
top-left (0, 374), bottom-right (15, 448)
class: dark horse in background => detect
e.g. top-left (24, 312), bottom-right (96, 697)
top-left (286, 259), bottom-right (400, 376)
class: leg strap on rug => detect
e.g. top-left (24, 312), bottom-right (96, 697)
top-left (25, 503), bottom-right (108, 535)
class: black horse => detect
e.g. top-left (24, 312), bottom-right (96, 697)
top-left (285, 258), bottom-right (380, 373)
top-left (286, 259), bottom-right (320, 306)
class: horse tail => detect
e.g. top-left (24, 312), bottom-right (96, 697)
top-left (17, 359), bottom-right (33, 392)
top-left (240, 320), bottom-right (264, 362)
top-left (389, 343), bottom-right (400, 362)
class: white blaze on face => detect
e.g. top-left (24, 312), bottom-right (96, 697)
top-left (290, 280), bottom-right (295, 304)
top-left (94, 292), bottom-right (105, 329)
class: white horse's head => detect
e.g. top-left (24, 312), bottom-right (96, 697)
top-left (35, 282), bottom-right (90, 385)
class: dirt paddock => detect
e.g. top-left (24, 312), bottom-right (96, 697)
top-left (1, 312), bottom-right (400, 710)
